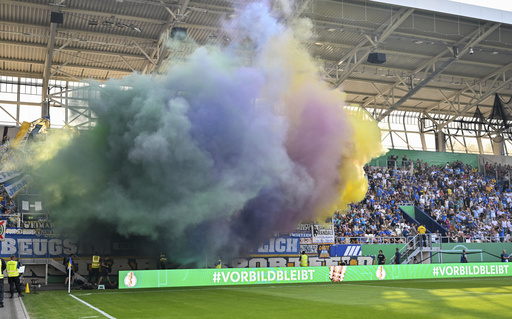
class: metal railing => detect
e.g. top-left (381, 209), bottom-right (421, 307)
top-left (338, 234), bottom-right (512, 245)
top-left (337, 236), bottom-right (410, 244)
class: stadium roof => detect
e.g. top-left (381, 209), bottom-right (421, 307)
top-left (2, 0), bottom-right (512, 121)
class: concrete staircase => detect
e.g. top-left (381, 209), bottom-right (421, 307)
top-left (398, 234), bottom-right (441, 264)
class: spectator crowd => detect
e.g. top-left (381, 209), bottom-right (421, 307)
top-left (334, 157), bottom-right (512, 244)
top-left (0, 186), bottom-right (19, 228)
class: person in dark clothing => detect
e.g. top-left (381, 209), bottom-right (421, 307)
top-left (394, 248), bottom-right (401, 264)
top-left (98, 256), bottom-right (113, 285)
top-left (461, 249), bottom-right (469, 263)
top-left (0, 258), bottom-right (6, 307)
top-left (501, 250), bottom-right (509, 262)
top-left (377, 250), bottom-right (387, 265)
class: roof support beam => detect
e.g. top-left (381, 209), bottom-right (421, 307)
top-left (331, 7), bottom-right (414, 89)
top-left (133, 41), bottom-right (156, 66)
top-left (119, 56), bottom-right (136, 72)
top-left (0, 21), bottom-right (156, 47)
top-left (0, 39), bottom-right (148, 60)
top-left (438, 67), bottom-right (512, 128)
top-left (52, 38), bottom-right (73, 57)
top-left (42, 21), bottom-right (58, 103)
top-left (3, 0), bottom-right (167, 25)
top-left (375, 22), bottom-right (500, 121)
top-left (290, 0), bottom-right (311, 21)
top-left (160, 0), bottom-right (178, 20)
top-left (423, 54), bottom-right (512, 118)
top-left (49, 69), bottom-right (82, 82)
top-left (307, 13), bottom-right (512, 54)
top-left (0, 57), bottom-right (132, 75)
top-left (50, 51), bottom-right (81, 77)
top-left (145, 0), bottom-right (191, 75)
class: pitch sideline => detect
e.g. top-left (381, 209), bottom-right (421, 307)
top-left (69, 294), bottom-right (116, 319)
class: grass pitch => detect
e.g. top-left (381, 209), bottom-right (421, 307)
top-left (24, 277), bottom-right (512, 319)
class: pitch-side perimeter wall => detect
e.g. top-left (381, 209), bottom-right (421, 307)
top-left (362, 243), bottom-right (511, 263)
top-left (119, 262), bottom-right (511, 289)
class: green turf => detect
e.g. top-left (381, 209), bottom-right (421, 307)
top-left (23, 277), bottom-right (512, 319)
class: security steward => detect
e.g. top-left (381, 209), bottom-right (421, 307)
top-left (6, 255), bottom-right (23, 298)
top-left (91, 251), bottom-right (101, 285)
top-left (160, 254), bottom-right (167, 270)
top-left (418, 225), bottom-right (427, 247)
top-left (300, 251), bottom-right (308, 267)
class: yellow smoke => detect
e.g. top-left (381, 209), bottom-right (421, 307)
top-left (257, 17), bottom-right (385, 218)
top-left (27, 127), bottom-right (76, 167)
top-left (338, 110), bottom-right (385, 210)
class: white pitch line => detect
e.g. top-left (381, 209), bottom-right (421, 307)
top-left (70, 294), bottom-right (116, 319)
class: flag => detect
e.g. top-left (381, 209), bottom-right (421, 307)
top-left (0, 170), bottom-right (22, 183)
top-left (10, 122), bottom-right (30, 149)
top-left (67, 255), bottom-right (73, 294)
top-left (4, 174), bottom-right (33, 198)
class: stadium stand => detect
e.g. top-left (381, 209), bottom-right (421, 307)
top-left (0, 190), bottom-right (20, 229)
top-left (336, 157), bottom-right (512, 245)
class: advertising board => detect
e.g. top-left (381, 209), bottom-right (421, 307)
top-left (119, 262), bottom-right (511, 289)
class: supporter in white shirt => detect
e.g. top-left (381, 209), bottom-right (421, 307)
top-left (490, 208), bottom-right (496, 220)
top-left (431, 232), bottom-right (439, 243)
top-left (434, 209), bottom-right (441, 220)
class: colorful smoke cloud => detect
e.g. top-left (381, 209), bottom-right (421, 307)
top-left (33, 0), bottom-right (383, 264)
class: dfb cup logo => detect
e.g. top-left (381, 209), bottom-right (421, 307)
top-left (329, 266), bottom-right (347, 282)
top-left (124, 271), bottom-right (137, 288)
top-left (376, 265), bottom-right (386, 280)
